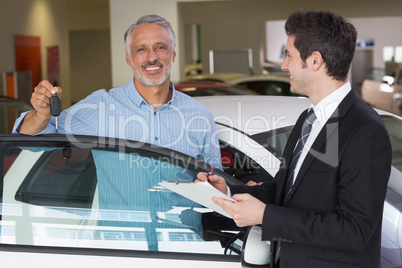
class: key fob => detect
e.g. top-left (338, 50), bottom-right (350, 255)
top-left (50, 95), bottom-right (61, 116)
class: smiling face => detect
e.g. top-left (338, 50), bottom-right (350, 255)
top-left (126, 23), bottom-right (176, 87)
top-left (281, 35), bottom-right (311, 96)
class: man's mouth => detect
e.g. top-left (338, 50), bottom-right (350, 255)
top-left (142, 61), bottom-right (163, 73)
top-left (145, 66), bottom-right (161, 71)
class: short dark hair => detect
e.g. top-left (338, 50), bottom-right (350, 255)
top-left (285, 9), bottom-right (357, 81)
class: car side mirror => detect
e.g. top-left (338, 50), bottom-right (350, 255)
top-left (241, 225), bottom-right (270, 267)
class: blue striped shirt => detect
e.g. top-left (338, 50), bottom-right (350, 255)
top-left (13, 79), bottom-right (222, 169)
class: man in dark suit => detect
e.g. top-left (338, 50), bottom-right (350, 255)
top-left (197, 9), bottom-right (392, 268)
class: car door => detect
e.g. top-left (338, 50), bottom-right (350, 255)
top-left (0, 134), bottom-right (244, 267)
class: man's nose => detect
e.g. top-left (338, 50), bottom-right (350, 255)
top-left (281, 59), bottom-right (288, 71)
top-left (147, 49), bottom-right (159, 63)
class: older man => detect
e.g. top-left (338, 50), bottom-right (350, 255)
top-left (13, 14), bottom-right (221, 168)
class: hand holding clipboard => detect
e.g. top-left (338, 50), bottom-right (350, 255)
top-left (159, 180), bottom-right (237, 218)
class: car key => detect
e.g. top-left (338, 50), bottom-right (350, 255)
top-left (50, 95), bottom-right (61, 130)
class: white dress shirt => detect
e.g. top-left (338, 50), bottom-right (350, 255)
top-left (290, 81), bottom-right (352, 184)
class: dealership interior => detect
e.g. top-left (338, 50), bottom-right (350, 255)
top-left (1, 0), bottom-right (402, 108)
top-left (3, 1), bottom-right (402, 267)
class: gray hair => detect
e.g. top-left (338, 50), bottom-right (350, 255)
top-left (124, 14), bottom-right (176, 55)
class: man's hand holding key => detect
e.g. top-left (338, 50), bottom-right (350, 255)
top-left (19, 80), bottom-right (62, 135)
top-left (50, 93), bottom-right (61, 130)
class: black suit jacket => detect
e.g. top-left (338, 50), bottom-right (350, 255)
top-left (231, 90), bottom-right (392, 267)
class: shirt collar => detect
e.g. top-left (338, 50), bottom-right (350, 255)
top-left (129, 78), bottom-right (177, 109)
top-left (311, 81), bottom-right (352, 126)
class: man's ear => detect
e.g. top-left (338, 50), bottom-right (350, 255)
top-left (311, 51), bottom-right (323, 71)
top-left (125, 53), bottom-right (132, 67)
top-left (172, 50), bottom-right (176, 62)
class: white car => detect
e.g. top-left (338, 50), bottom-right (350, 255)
top-left (0, 96), bottom-right (401, 267)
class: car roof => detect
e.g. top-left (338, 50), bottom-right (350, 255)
top-left (174, 80), bottom-right (259, 95)
top-left (195, 95), bottom-right (311, 135)
top-left (175, 80), bottom-right (247, 89)
top-left (375, 107), bottom-right (402, 119)
top-left (226, 74), bottom-right (290, 84)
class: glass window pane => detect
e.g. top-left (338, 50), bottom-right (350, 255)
top-left (0, 137), bottom-right (244, 260)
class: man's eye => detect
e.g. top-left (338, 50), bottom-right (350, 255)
top-left (137, 48), bottom-right (145, 52)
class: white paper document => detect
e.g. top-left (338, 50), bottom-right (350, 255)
top-left (159, 180), bottom-right (237, 218)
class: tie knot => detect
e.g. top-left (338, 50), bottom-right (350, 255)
top-left (305, 109), bottom-right (316, 125)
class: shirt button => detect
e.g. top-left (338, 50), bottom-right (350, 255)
top-left (154, 111), bottom-right (157, 115)
top-left (155, 137), bottom-right (158, 141)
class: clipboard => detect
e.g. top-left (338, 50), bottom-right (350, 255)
top-left (159, 180), bottom-right (237, 218)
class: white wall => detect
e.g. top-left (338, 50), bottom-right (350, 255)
top-left (266, 16), bottom-right (402, 70)
top-left (266, 20), bottom-right (287, 63)
top-left (0, 0), bottom-right (71, 108)
top-left (351, 16), bottom-right (402, 69)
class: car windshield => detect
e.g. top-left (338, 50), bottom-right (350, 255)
top-left (0, 135), bottom-right (244, 259)
top-left (236, 81), bottom-right (293, 96)
top-left (250, 125), bottom-right (293, 157)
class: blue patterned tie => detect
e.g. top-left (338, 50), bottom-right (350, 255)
top-left (283, 108), bottom-right (317, 201)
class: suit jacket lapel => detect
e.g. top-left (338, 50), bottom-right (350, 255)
top-left (276, 109), bottom-right (308, 204)
top-left (282, 90), bottom-right (359, 205)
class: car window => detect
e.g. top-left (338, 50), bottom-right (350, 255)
top-left (0, 136), bottom-right (244, 260)
top-left (250, 126), bottom-right (293, 157)
top-left (236, 81), bottom-right (293, 96)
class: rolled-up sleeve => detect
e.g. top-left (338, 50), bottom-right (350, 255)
top-left (12, 110), bottom-right (57, 135)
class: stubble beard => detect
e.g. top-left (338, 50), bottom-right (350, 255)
top-left (290, 62), bottom-right (309, 95)
top-left (132, 58), bottom-right (173, 86)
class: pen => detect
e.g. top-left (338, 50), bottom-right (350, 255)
top-left (208, 166), bottom-right (213, 178)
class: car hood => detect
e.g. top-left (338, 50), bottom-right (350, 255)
top-left (195, 96), bottom-right (311, 135)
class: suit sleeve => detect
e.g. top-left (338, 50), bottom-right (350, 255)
top-left (261, 122), bottom-right (392, 251)
top-left (229, 179), bottom-right (277, 204)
